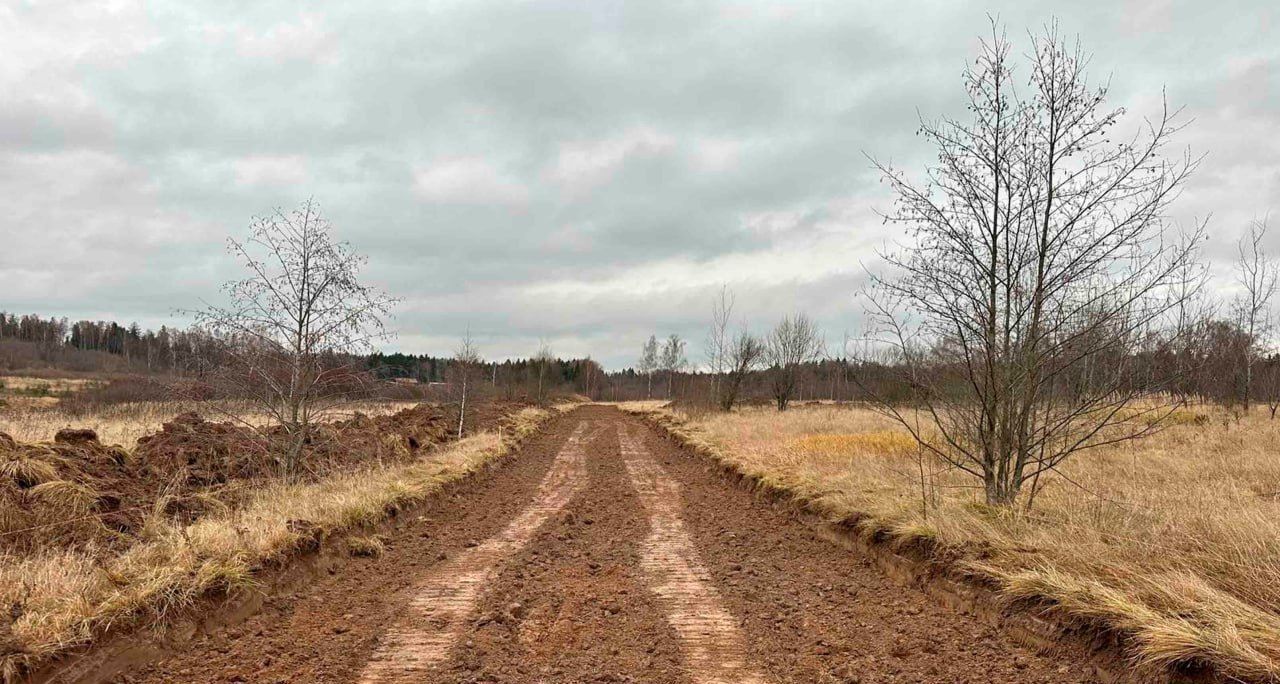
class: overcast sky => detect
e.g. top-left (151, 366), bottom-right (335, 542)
top-left (2, 0), bottom-right (1277, 368)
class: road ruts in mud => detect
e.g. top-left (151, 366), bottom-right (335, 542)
top-left (359, 420), bottom-right (605, 682)
top-left (619, 425), bottom-right (770, 684)
top-left (116, 406), bottom-right (1099, 683)
top-left (116, 413), bottom-right (589, 684)
top-left (430, 411), bottom-right (691, 683)
top-left (627, 412), bottom-right (1096, 684)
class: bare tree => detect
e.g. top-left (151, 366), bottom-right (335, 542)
top-left (638, 335), bottom-right (659, 399)
top-left (1169, 230), bottom-right (1217, 402)
top-left (533, 340), bottom-right (554, 403)
top-left (865, 22), bottom-right (1203, 507)
top-left (765, 313), bottom-right (824, 410)
top-left (1261, 354), bottom-right (1280, 419)
top-left (452, 329), bottom-right (482, 438)
top-left (660, 334), bottom-right (687, 399)
top-left (194, 199), bottom-right (397, 474)
top-left (720, 325), bottom-right (765, 411)
top-left (705, 285), bottom-right (734, 407)
top-left (1232, 217), bottom-right (1277, 411)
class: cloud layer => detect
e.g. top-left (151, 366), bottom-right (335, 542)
top-left (2, 0), bottom-right (1277, 368)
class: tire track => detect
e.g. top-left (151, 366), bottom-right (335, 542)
top-left (359, 420), bottom-right (602, 683)
top-left (619, 425), bottom-right (770, 684)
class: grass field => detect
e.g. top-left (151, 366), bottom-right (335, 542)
top-left (632, 401), bottom-right (1280, 680)
top-left (0, 393), bottom-right (420, 446)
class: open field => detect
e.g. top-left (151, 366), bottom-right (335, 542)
top-left (624, 401), bottom-right (1280, 681)
top-left (0, 396), bottom-right (422, 447)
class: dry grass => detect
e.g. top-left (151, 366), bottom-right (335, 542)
top-left (344, 534), bottom-right (387, 557)
top-left (0, 405), bottom-right (551, 681)
top-left (0, 376), bottom-right (99, 394)
top-left (622, 401), bottom-right (1280, 682)
top-left (0, 399), bottom-right (420, 447)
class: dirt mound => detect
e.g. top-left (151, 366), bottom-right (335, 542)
top-left (316, 404), bottom-right (455, 464)
top-left (0, 428), bottom-right (144, 551)
top-left (0, 401), bottom-right (529, 554)
top-left (308, 400), bottom-right (535, 467)
top-left (134, 412), bottom-right (272, 487)
top-left (53, 428), bottom-right (100, 445)
top-left (0, 401), bottom-right (530, 553)
top-left (133, 404), bottom-right (474, 486)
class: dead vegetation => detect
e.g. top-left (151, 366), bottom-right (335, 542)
top-left (625, 402), bottom-right (1280, 682)
top-left (0, 394), bottom-right (420, 447)
top-left (0, 400), bottom-right (522, 555)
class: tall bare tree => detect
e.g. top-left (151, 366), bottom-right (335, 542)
top-left (638, 335), bottom-right (659, 399)
top-left (720, 326), bottom-right (765, 411)
top-left (1261, 354), bottom-right (1280, 419)
top-left (533, 340), bottom-right (554, 403)
top-left (660, 334), bottom-right (687, 399)
top-left (452, 329), bottom-right (482, 438)
top-left (765, 313), bottom-right (824, 410)
top-left (1233, 217), bottom-right (1277, 411)
top-left (705, 285), bottom-right (734, 407)
top-left (194, 199), bottom-right (397, 473)
top-left (865, 22), bottom-right (1204, 506)
top-left (1169, 229), bottom-right (1217, 402)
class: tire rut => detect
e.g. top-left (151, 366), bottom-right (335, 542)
top-left (432, 414), bottom-right (690, 683)
top-left (619, 424), bottom-right (769, 684)
top-left (359, 420), bottom-right (604, 682)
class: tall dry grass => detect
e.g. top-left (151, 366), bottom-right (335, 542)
top-left (0, 399), bottom-right (420, 447)
top-left (628, 402), bottom-right (1280, 681)
top-left (0, 406), bottom-right (551, 681)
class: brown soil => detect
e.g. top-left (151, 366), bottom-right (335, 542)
top-left (111, 406), bottom-right (1094, 683)
top-left (0, 401), bottom-right (525, 553)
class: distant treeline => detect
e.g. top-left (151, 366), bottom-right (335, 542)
top-left (0, 313), bottom-right (612, 400)
top-left (367, 351), bottom-right (607, 400)
top-left (7, 310), bottom-right (1279, 407)
top-left (0, 312), bottom-right (220, 374)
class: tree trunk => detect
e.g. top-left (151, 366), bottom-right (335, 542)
top-left (457, 371), bottom-right (467, 439)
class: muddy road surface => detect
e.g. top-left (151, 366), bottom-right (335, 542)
top-left (116, 405), bottom-right (1091, 683)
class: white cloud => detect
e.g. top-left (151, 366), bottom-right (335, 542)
top-left (231, 12), bottom-right (335, 63)
top-left (233, 154), bottom-right (309, 187)
top-left (548, 126), bottom-right (676, 194)
top-left (412, 156), bottom-right (529, 205)
top-left (690, 138), bottom-right (743, 172)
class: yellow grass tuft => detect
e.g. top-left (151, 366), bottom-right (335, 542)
top-left (345, 535), bottom-right (386, 557)
top-left (790, 431), bottom-right (919, 458)
top-left (27, 480), bottom-right (98, 513)
top-left (0, 455), bottom-right (59, 488)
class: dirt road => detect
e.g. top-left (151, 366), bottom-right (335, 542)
top-left (117, 406), bottom-right (1092, 683)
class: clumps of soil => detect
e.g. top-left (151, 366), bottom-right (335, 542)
top-left (129, 403), bottom-right (466, 487)
top-left (0, 401), bottom-right (529, 554)
top-left (133, 413), bottom-right (273, 487)
top-left (315, 403), bottom-right (456, 464)
top-left (0, 428), bottom-right (142, 552)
